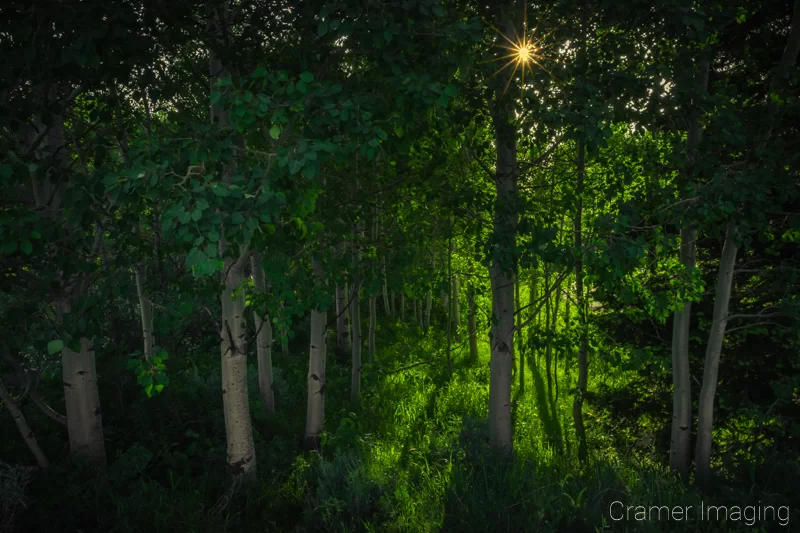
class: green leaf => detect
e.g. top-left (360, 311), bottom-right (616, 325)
top-left (47, 340), bottom-right (64, 355)
top-left (318, 20), bottom-right (328, 37)
top-left (299, 71), bottom-right (313, 83)
top-left (296, 80), bottom-right (307, 94)
top-left (191, 209), bottom-right (202, 222)
top-left (145, 384), bottom-right (154, 397)
top-left (20, 240), bottom-right (32, 255)
top-left (444, 84), bottom-right (457, 97)
top-left (269, 124), bottom-right (281, 139)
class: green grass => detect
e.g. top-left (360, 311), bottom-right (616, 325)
top-left (1, 318), bottom-right (796, 532)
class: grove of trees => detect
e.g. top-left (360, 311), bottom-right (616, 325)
top-left (1, 0), bottom-right (798, 531)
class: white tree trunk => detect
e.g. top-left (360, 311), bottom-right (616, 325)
top-left (453, 275), bottom-right (461, 340)
top-left (695, 222), bottom-right (738, 488)
top-left (670, 228), bottom-right (696, 479)
top-left (336, 283), bottom-right (351, 353)
top-left (382, 258), bottom-right (391, 318)
top-left (305, 256), bottom-right (327, 449)
top-left (350, 236), bottom-right (362, 406)
top-left (467, 285), bottom-right (479, 363)
top-left (368, 294), bottom-right (377, 363)
top-left (487, 100), bottom-right (517, 454)
top-left (220, 250), bottom-right (257, 480)
top-left (423, 290), bottom-right (432, 332)
top-left (135, 261), bottom-right (154, 361)
top-left (61, 335), bottom-right (106, 464)
top-left (670, 53), bottom-right (708, 480)
top-left (250, 252), bottom-right (275, 413)
top-left (211, 13), bottom-right (256, 479)
top-left (573, 138), bottom-right (589, 462)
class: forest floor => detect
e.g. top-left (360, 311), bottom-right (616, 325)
top-left (2, 320), bottom-right (797, 532)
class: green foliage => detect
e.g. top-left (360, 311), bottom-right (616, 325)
top-left (127, 349), bottom-right (169, 397)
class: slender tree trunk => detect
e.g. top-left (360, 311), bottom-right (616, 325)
top-left (400, 292), bottom-right (405, 322)
top-left (336, 283), bottom-right (351, 354)
top-left (553, 284), bottom-right (562, 405)
top-left (670, 228), bottom-right (696, 479)
top-left (135, 262), bottom-right (154, 361)
top-left (350, 236), bottom-right (362, 407)
top-left (550, 274), bottom-right (561, 402)
top-left (382, 258), bottom-right (391, 318)
top-left (467, 284), bottom-right (479, 363)
top-left (670, 54), bottom-right (709, 481)
top-left (250, 253), bottom-right (275, 413)
top-left (514, 270), bottom-right (521, 383)
top-left (305, 256), bottom-right (327, 450)
top-left (564, 278), bottom-right (571, 393)
top-left (695, 222), bottom-right (738, 488)
top-left (487, 91), bottom-right (518, 455)
top-left (573, 138), bottom-right (589, 463)
top-left (369, 207), bottom-right (378, 361)
top-left (446, 237), bottom-right (454, 376)
top-left (391, 290), bottom-right (396, 319)
top-left (423, 290), bottom-right (432, 333)
top-left (545, 264), bottom-right (553, 402)
top-left (0, 377), bottom-right (49, 468)
top-left (453, 276), bottom-right (461, 341)
top-left (528, 268), bottom-right (537, 370)
top-left (211, 11), bottom-right (256, 480)
top-left (368, 294), bottom-right (377, 363)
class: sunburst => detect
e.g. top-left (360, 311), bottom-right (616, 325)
top-left (480, 6), bottom-right (566, 96)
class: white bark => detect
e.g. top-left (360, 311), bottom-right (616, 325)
top-left (250, 253), bottom-right (275, 413)
top-left (350, 230), bottom-right (362, 406)
top-left (671, 54), bottom-right (708, 480)
top-left (695, 222), bottom-right (738, 487)
top-left (423, 290), bottom-right (432, 332)
top-left (670, 228), bottom-right (696, 478)
top-left (467, 285), bottom-right (479, 363)
top-left (573, 138), bottom-right (589, 462)
top-left (211, 10), bottom-right (256, 480)
top-left (382, 258), bottom-right (391, 318)
top-left (335, 283), bottom-right (351, 353)
top-left (220, 251), bottom-right (257, 479)
top-left (368, 294), bottom-right (377, 363)
top-left (62, 336), bottom-right (106, 464)
top-left (487, 98), bottom-right (517, 454)
top-left (135, 261), bottom-right (154, 361)
top-left (453, 275), bottom-right (461, 340)
top-left (305, 256), bottom-right (327, 449)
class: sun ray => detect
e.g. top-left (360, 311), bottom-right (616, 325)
top-left (487, 57), bottom-right (521, 82)
top-left (481, 6), bottom-right (567, 96)
top-left (479, 51), bottom-right (525, 65)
